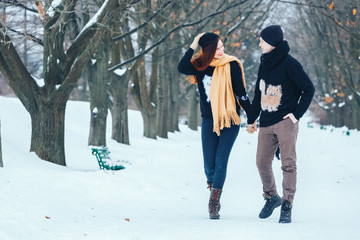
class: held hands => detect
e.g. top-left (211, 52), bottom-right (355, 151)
top-left (247, 114), bottom-right (297, 134)
top-left (246, 122), bottom-right (257, 134)
top-left (283, 113), bottom-right (298, 124)
top-left (190, 32), bottom-right (205, 50)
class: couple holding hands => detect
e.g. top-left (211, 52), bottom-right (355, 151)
top-left (177, 25), bottom-right (315, 223)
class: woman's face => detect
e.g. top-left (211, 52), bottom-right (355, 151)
top-left (259, 37), bottom-right (275, 54)
top-left (213, 40), bottom-right (224, 59)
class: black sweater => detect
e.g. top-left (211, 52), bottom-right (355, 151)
top-left (178, 48), bottom-right (251, 120)
top-left (248, 41), bottom-right (315, 127)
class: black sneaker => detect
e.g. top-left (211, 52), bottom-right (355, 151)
top-left (259, 194), bottom-right (282, 219)
top-left (279, 201), bottom-right (292, 223)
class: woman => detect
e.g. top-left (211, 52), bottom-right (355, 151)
top-left (177, 32), bottom-right (251, 219)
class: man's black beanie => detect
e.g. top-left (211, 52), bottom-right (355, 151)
top-left (198, 32), bottom-right (219, 48)
top-left (260, 25), bottom-right (283, 47)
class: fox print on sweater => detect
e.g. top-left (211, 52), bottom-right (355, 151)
top-left (260, 79), bottom-right (282, 112)
top-left (248, 41), bottom-right (315, 127)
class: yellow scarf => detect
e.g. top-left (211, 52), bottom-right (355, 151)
top-left (209, 54), bottom-right (246, 136)
top-left (188, 54), bottom-right (246, 136)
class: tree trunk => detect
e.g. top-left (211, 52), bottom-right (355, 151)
top-left (169, 96), bottom-right (180, 132)
top-left (110, 93), bottom-right (129, 144)
top-left (187, 85), bottom-right (199, 131)
top-left (157, 48), bottom-right (169, 138)
top-left (142, 110), bottom-right (157, 139)
top-left (29, 98), bottom-right (66, 166)
top-left (108, 21), bottom-right (130, 144)
top-left (130, 54), bottom-right (157, 139)
top-left (168, 43), bottom-right (182, 133)
top-left (109, 70), bottom-right (130, 144)
top-left (87, 38), bottom-right (110, 146)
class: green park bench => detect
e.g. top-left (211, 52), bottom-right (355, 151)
top-left (91, 146), bottom-right (125, 171)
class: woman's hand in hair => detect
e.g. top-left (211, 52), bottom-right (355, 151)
top-left (190, 32), bottom-right (205, 50)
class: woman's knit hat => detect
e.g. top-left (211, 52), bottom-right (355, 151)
top-left (260, 25), bottom-right (283, 47)
top-left (198, 32), bottom-right (219, 48)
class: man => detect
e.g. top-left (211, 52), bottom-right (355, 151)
top-left (247, 25), bottom-right (315, 223)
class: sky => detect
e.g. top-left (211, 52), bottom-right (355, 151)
top-left (0, 96), bottom-right (359, 240)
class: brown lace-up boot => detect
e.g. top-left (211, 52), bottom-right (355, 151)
top-left (209, 188), bottom-right (222, 219)
top-left (207, 182), bottom-right (221, 211)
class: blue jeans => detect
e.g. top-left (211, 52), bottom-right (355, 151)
top-left (201, 118), bottom-right (239, 189)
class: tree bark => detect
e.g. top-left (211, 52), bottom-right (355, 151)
top-left (136, 55), bottom-right (157, 139)
top-left (187, 85), bottom-right (199, 131)
top-left (129, 59), bottom-right (157, 139)
top-left (108, 19), bottom-right (131, 144)
top-left (168, 39), bottom-right (182, 133)
top-left (87, 36), bottom-right (110, 146)
top-left (29, 96), bottom-right (66, 165)
top-left (110, 83), bottom-right (130, 144)
top-left (128, 11), bottom-right (158, 139)
top-left (109, 67), bottom-right (130, 144)
top-left (157, 48), bottom-right (169, 138)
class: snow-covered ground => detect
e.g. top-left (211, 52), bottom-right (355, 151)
top-left (0, 96), bottom-right (359, 240)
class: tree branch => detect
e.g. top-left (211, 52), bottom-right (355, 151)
top-left (6, 26), bottom-right (43, 45)
top-left (0, 0), bottom-right (38, 12)
top-left (109, 0), bottom-right (249, 71)
top-left (274, 0), bottom-right (326, 9)
top-left (0, 24), bottom-right (38, 112)
top-left (112, 0), bottom-right (174, 42)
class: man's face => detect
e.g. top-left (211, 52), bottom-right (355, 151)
top-left (259, 37), bottom-right (275, 54)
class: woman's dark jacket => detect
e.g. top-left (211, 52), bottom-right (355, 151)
top-left (178, 48), bottom-right (251, 120)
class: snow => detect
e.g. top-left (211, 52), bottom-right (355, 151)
top-left (32, 76), bottom-right (45, 87)
top-left (76, 0), bottom-right (109, 41)
top-left (47, 0), bottom-right (63, 18)
top-left (92, 107), bottom-right (99, 114)
top-left (0, 96), bottom-right (359, 240)
top-left (228, 21), bottom-right (241, 32)
top-left (114, 68), bottom-right (127, 76)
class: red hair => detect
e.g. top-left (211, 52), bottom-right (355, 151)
top-left (191, 38), bottom-right (221, 71)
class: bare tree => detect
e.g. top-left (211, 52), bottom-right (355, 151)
top-left (0, 0), bottom-right (122, 165)
top-left (285, 0), bottom-right (360, 129)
